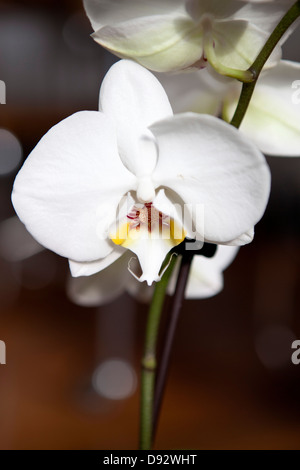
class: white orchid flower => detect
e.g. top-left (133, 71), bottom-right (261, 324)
top-left (83, 0), bottom-right (292, 77)
top-left (12, 60), bottom-right (270, 286)
top-left (67, 245), bottom-right (239, 306)
top-left (157, 60), bottom-right (300, 156)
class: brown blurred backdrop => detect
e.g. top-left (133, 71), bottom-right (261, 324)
top-left (0, 0), bottom-right (300, 450)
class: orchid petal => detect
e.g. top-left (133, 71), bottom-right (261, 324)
top-left (69, 246), bottom-right (126, 277)
top-left (12, 111), bottom-right (135, 262)
top-left (69, 192), bottom-right (135, 277)
top-left (92, 16), bottom-right (204, 73)
top-left (84, 0), bottom-right (185, 31)
top-left (224, 60), bottom-right (300, 156)
top-left (100, 60), bottom-right (172, 181)
top-left (224, 228), bottom-right (254, 246)
top-left (211, 245), bottom-right (240, 271)
top-left (188, 0), bottom-right (295, 36)
top-left (151, 113), bottom-right (271, 244)
top-left (204, 228), bottom-right (254, 246)
top-left (156, 67), bottom-right (231, 115)
top-left (230, 1), bottom-right (296, 35)
top-left (229, 0), bottom-right (297, 64)
top-left (186, 0), bottom-right (244, 21)
top-left (67, 253), bottom-right (131, 307)
top-left (168, 245), bottom-right (239, 299)
top-left (100, 60), bottom-right (173, 133)
top-left (184, 245), bottom-right (239, 298)
top-left (206, 19), bottom-right (269, 77)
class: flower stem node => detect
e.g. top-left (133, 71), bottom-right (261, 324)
top-left (142, 354), bottom-right (156, 372)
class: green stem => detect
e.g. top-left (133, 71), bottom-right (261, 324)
top-left (231, 0), bottom-right (300, 128)
top-left (139, 254), bottom-right (178, 450)
top-left (152, 252), bottom-right (194, 445)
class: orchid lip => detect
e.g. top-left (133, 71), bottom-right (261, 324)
top-left (110, 201), bottom-right (186, 285)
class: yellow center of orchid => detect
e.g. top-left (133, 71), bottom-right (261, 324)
top-left (110, 202), bottom-right (186, 248)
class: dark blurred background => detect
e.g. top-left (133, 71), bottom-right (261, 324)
top-left (0, 0), bottom-right (300, 450)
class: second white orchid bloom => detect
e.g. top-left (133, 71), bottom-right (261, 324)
top-left (157, 60), bottom-right (300, 156)
top-left (12, 60), bottom-right (270, 285)
top-left (83, 0), bottom-right (292, 77)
